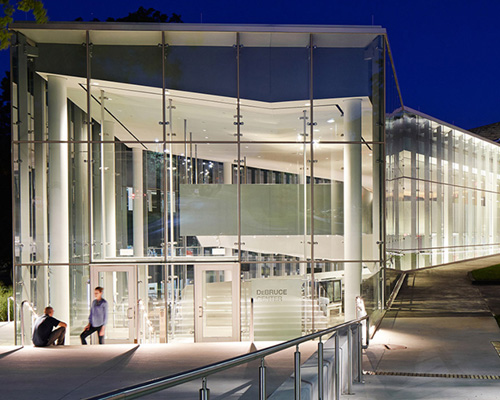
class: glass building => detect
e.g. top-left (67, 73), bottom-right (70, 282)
top-left (11, 22), bottom-right (392, 345)
top-left (386, 107), bottom-right (500, 270)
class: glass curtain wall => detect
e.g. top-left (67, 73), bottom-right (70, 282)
top-left (12, 26), bottom-right (386, 344)
top-left (386, 109), bottom-right (500, 270)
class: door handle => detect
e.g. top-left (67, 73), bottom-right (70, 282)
top-left (127, 307), bottom-right (134, 319)
top-left (198, 306), bottom-right (203, 318)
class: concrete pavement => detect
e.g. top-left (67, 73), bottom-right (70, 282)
top-left (347, 255), bottom-right (500, 400)
top-left (0, 341), bottom-right (317, 399)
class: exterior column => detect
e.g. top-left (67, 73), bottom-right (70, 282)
top-left (103, 121), bottom-right (116, 258)
top-left (223, 161), bottom-right (233, 184)
top-left (47, 75), bottom-right (70, 339)
top-left (73, 107), bottom-right (89, 262)
top-left (133, 148), bottom-right (144, 257)
top-left (343, 99), bottom-right (362, 321)
top-left (34, 74), bottom-right (49, 308)
top-left (16, 35), bottom-right (31, 306)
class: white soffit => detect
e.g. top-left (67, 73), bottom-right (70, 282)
top-left (16, 28), bottom-right (379, 48)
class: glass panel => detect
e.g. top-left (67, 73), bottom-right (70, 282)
top-left (175, 143), bottom-right (237, 259)
top-left (164, 31), bottom-right (237, 142)
top-left (239, 144), bottom-right (310, 262)
top-left (89, 32), bottom-right (164, 261)
top-left (314, 143), bottom-right (376, 261)
top-left (239, 32), bottom-right (310, 142)
top-left (70, 265), bottom-right (90, 338)
top-left (201, 268), bottom-right (233, 339)
top-left (96, 270), bottom-right (130, 341)
top-left (137, 264), bottom-right (166, 344)
top-left (312, 33), bottom-right (384, 142)
top-left (169, 264), bottom-right (194, 342)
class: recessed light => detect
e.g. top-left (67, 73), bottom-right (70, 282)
top-left (327, 118), bottom-right (335, 123)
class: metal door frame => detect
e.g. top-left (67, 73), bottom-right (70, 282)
top-left (194, 263), bottom-right (240, 342)
top-left (90, 265), bottom-right (137, 344)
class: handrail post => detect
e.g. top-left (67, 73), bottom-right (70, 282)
top-left (136, 299), bottom-right (141, 344)
top-left (7, 296), bottom-right (14, 322)
top-left (357, 323), bottom-right (363, 383)
top-left (250, 298), bottom-right (254, 342)
top-left (259, 357), bottom-right (266, 400)
top-left (199, 377), bottom-right (210, 400)
top-left (20, 301), bottom-right (26, 347)
top-left (347, 326), bottom-right (353, 394)
top-left (294, 344), bottom-right (301, 400)
top-left (364, 316), bottom-right (370, 349)
top-left (318, 337), bottom-right (324, 400)
top-left (334, 332), bottom-right (340, 400)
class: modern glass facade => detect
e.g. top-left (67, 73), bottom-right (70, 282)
top-left (386, 108), bottom-right (500, 270)
top-left (11, 23), bottom-right (388, 345)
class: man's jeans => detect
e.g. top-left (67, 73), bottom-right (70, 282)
top-left (80, 325), bottom-right (105, 345)
top-left (45, 326), bottom-right (65, 346)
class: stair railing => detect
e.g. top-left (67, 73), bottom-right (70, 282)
top-left (84, 314), bottom-right (369, 400)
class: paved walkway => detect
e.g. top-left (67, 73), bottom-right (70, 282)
top-left (0, 341), bottom-right (317, 399)
top-left (348, 255), bottom-right (500, 399)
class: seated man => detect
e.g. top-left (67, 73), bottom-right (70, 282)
top-left (32, 306), bottom-right (67, 347)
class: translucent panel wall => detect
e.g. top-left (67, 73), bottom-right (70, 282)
top-left (12, 26), bottom-right (386, 344)
top-left (386, 109), bottom-right (500, 270)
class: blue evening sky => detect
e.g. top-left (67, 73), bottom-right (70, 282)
top-left (5, 0), bottom-right (500, 130)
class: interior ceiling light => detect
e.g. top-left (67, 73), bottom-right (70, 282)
top-left (327, 118), bottom-right (335, 123)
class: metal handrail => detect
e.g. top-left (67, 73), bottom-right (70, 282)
top-left (7, 296), bottom-right (14, 322)
top-left (20, 300), bottom-right (38, 347)
top-left (85, 315), bottom-right (369, 400)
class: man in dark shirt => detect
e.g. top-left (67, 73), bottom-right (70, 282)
top-left (32, 306), bottom-right (67, 347)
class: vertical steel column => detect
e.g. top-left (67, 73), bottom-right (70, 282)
top-left (334, 333), bottom-right (340, 400)
top-left (86, 31), bottom-right (93, 264)
top-left (161, 31), bottom-right (167, 262)
top-left (347, 327), bottom-right (353, 394)
top-left (294, 344), bottom-right (301, 400)
top-left (161, 31), bottom-right (169, 343)
top-left (199, 377), bottom-right (210, 400)
top-left (308, 33), bottom-right (315, 332)
top-left (235, 32), bottom-right (243, 342)
top-left (317, 337), bottom-right (324, 400)
top-left (236, 32), bottom-right (242, 262)
top-left (9, 33), bottom-right (17, 345)
top-left (189, 132), bottom-right (193, 184)
top-left (259, 358), bottom-right (267, 400)
top-left (381, 36), bottom-right (388, 302)
top-left (168, 98), bottom-right (175, 256)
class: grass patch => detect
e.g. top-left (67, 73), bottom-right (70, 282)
top-left (470, 264), bottom-right (500, 282)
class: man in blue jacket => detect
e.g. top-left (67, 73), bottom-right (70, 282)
top-left (80, 286), bottom-right (108, 345)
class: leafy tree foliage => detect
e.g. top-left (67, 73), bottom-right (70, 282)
top-left (0, 0), bottom-right (48, 49)
top-left (75, 6), bottom-right (182, 23)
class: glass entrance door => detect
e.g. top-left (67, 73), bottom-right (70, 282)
top-left (90, 266), bottom-right (137, 344)
top-left (194, 264), bottom-right (240, 342)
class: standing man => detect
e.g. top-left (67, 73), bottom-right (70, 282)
top-left (80, 286), bottom-right (108, 345)
top-left (32, 306), bottom-right (67, 347)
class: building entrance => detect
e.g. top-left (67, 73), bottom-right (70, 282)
top-left (90, 265), bottom-right (137, 344)
top-left (194, 264), bottom-right (240, 342)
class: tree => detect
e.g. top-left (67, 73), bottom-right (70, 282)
top-left (75, 6), bottom-right (182, 23)
top-left (0, 0), bottom-right (48, 49)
